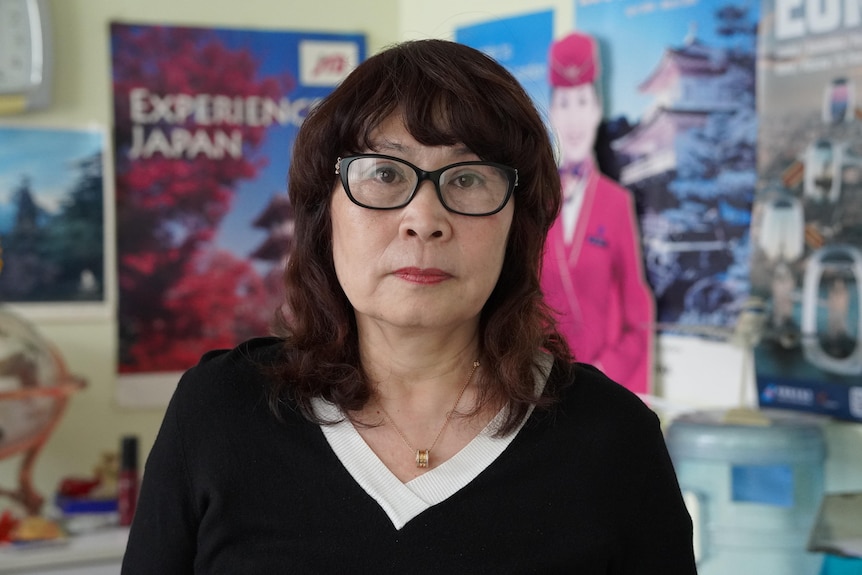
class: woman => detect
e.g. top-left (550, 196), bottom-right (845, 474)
top-left (542, 32), bottom-right (655, 396)
top-left (122, 39), bottom-right (695, 574)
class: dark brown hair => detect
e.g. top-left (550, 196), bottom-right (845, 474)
top-left (271, 39), bottom-right (572, 435)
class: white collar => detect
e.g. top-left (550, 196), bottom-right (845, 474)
top-left (312, 352), bottom-right (553, 530)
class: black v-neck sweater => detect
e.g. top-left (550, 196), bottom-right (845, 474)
top-left (122, 337), bottom-right (696, 574)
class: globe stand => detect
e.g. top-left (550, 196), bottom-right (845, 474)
top-left (0, 344), bottom-right (85, 516)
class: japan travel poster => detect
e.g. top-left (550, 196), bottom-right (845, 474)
top-left (110, 23), bottom-right (365, 405)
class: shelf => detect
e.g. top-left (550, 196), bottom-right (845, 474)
top-left (0, 527), bottom-right (127, 574)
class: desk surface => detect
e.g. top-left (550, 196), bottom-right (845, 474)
top-left (0, 527), bottom-right (128, 573)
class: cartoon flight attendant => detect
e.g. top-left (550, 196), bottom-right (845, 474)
top-left (541, 32), bottom-right (655, 395)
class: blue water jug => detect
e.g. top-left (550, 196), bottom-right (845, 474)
top-left (667, 409), bottom-right (826, 575)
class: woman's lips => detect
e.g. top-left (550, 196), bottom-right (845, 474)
top-left (393, 267), bottom-right (452, 285)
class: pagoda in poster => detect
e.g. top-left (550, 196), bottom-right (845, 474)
top-left (249, 193), bottom-right (294, 296)
top-left (614, 27), bottom-right (747, 186)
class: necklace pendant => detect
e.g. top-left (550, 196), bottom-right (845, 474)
top-left (416, 449), bottom-right (430, 468)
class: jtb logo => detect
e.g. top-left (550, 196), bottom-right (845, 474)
top-left (300, 40), bottom-right (360, 87)
top-left (312, 55), bottom-right (349, 78)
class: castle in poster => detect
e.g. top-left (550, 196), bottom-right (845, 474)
top-left (612, 28), bottom-right (756, 326)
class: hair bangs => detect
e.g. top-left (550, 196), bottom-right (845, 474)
top-left (335, 49), bottom-right (513, 164)
top-left (399, 88), bottom-right (509, 164)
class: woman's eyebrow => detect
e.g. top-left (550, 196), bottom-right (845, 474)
top-left (369, 139), bottom-right (409, 154)
top-left (367, 140), bottom-right (475, 159)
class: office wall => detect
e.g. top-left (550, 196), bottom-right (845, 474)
top-left (1, 0), bottom-right (861, 511)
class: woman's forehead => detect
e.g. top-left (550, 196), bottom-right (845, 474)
top-left (364, 114), bottom-right (473, 157)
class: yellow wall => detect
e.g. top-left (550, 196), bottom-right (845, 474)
top-left (2, 0), bottom-right (862, 512)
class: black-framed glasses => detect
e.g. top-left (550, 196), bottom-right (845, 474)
top-left (335, 154), bottom-right (517, 216)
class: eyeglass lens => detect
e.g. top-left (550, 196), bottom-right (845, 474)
top-left (343, 156), bottom-right (512, 215)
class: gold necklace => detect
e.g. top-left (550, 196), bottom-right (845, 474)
top-left (379, 360), bottom-right (480, 469)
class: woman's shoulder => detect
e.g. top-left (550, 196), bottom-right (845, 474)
top-left (190, 336), bottom-right (286, 375)
top-left (169, 337), bottom-right (287, 410)
top-left (528, 360), bottom-right (667, 467)
top-left (547, 359), bottom-right (658, 429)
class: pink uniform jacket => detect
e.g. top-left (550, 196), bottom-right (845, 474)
top-left (541, 169), bottom-right (655, 395)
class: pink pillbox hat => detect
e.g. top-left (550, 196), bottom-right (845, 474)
top-left (548, 32), bottom-right (600, 87)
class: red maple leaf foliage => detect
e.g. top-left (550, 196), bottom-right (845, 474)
top-left (112, 25), bottom-right (291, 373)
top-left (123, 249), bottom-right (271, 372)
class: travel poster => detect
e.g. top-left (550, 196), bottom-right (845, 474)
top-left (111, 22), bottom-right (365, 405)
top-left (752, 0), bottom-right (862, 423)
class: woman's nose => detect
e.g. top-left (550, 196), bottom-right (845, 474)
top-left (400, 180), bottom-right (451, 240)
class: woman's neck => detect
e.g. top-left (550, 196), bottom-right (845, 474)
top-left (350, 318), bottom-right (496, 481)
top-left (356, 319), bottom-right (481, 402)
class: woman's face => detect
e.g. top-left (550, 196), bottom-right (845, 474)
top-left (548, 84), bottom-right (602, 165)
top-left (330, 114), bottom-right (514, 335)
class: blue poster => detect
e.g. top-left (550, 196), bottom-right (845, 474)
top-left (456, 10), bottom-right (554, 118)
top-left (575, 0), bottom-right (759, 330)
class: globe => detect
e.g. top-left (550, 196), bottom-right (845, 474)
top-left (0, 306), bottom-right (85, 515)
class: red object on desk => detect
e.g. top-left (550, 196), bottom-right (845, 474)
top-left (0, 510), bottom-right (20, 543)
top-left (57, 477), bottom-right (101, 498)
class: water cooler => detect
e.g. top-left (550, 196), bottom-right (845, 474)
top-left (666, 409), bottom-right (827, 575)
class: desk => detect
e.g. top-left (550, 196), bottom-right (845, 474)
top-left (0, 528), bottom-right (127, 574)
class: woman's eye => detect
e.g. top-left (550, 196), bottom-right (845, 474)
top-left (375, 167), bottom-right (399, 184)
top-left (455, 173), bottom-right (481, 188)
